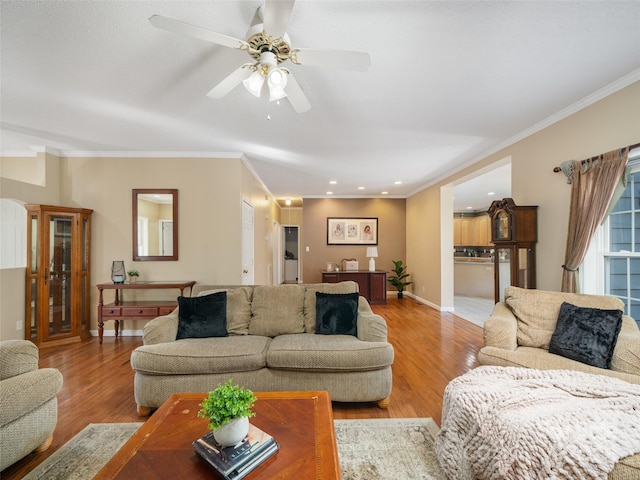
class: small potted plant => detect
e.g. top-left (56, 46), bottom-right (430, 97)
top-left (387, 260), bottom-right (413, 299)
top-left (198, 379), bottom-right (257, 446)
top-left (127, 270), bottom-right (140, 283)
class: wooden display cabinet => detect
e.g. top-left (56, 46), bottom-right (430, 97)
top-left (25, 204), bottom-right (93, 347)
top-left (488, 198), bottom-right (538, 303)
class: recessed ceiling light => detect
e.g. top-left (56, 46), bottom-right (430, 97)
top-left (394, 181), bottom-right (402, 185)
top-left (326, 191), bottom-right (333, 195)
top-left (488, 192), bottom-right (495, 196)
top-left (329, 180), bottom-right (337, 185)
top-left (285, 198), bottom-right (291, 206)
top-left (466, 206), bottom-right (474, 210)
top-left (358, 186), bottom-right (365, 190)
top-left (381, 191), bottom-right (388, 195)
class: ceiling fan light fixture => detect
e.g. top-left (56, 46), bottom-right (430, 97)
top-left (243, 69), bottom-right (265, 97)
top-left (267, 67), bottom-right (288, 101)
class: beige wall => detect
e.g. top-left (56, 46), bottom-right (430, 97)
top-left (407, 80), bottom-right (640, 309)
top-left (1, 155), bottom-right (279, 336)
top-left (302, 198), bottom-right (406, 284)
top-left (0, 152), bottom-right (60, 204)
top-left (407, 185), bottom-right (443, 307)
top-left (0, 153), bottom-right (60, 340)
top-left (240, 160), bottom-right (279, 285)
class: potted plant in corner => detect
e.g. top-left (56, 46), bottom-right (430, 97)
top-left (127, 270), bottom-right (140, 283)
top-left (388, 260), bottom-right (413, 299)
top-left (198, 379), bottom-right (257, 446)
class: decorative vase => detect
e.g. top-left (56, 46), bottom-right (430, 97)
top-left (213, 416), bottom-right (249, 447)
top-left (130, 277), bottom-right (137, 284)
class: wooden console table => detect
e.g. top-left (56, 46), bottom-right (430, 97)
top-left (321, 270), bottom-right (387, 305)
top-left (96, 281), bottom-right (195, 344)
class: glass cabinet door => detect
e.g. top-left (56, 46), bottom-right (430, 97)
top-left (43, 212), bottom-right (74, 341)
top-left (496, 247), bottom-right (512, 302)
top-left (27, 213), bottom-right (39, 341)
top-left (518, 247), bottom-right (530, 288)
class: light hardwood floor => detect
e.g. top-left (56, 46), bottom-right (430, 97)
top-left (2, 295), bottom-right (484, 479)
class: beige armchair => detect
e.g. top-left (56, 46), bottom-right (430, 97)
top-left (478, 286), bottom-right (640, 384)
top-left (0, 340), bottom-right (63, 471)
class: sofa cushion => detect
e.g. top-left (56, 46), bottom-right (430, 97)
top-left (176, 293), bottom-right (227, 340)
top-left (131, 336), bottom-right (271, 375)
top-left (315, 292), bottom-right (358, 336)
top-left (266, 334), bottom-right (394, 372)
top-left (198, 287), bottom-right (253, 335)
top-left (249, 285), bottom-right (305, 337)
top-left (504, 286), bottom-right (625, 349)
top-left (549, 302), bottom-right (623, 369)
top-left (611, 317), bottom-right (640, 376)
top-left (303, 281), bottom-right (359, 332)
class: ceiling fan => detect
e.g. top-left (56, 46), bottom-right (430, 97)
top-left (149, 0), bottom-right (371, 113)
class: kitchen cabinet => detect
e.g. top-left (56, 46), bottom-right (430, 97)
top-left (474, 215), bottom-right (492, 246)
top-left (453, 215), bottom-right (492, 246)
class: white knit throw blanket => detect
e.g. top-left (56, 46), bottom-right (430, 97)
top-left (435, 366), bottom-right (640, 480)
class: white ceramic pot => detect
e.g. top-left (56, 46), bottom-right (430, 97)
top-left (213, 416), bottom-right (249, 447)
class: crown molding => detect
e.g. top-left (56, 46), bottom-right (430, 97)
top-left (58, 151), bottom-right (244, 158)
top-left (408, 69), bottom-right (640, 197)
top-left (303, 194), bottom-right (406, 199)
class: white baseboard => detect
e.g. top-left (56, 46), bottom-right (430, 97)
top-left (403, 292), bottom-right (453, 312)
top-left (90, 329), bottom-right (143, 338)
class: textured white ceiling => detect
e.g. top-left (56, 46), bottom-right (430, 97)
top-left (1, 1), bottom-right (639, 210)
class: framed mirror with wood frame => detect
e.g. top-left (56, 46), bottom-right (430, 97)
top-left (132, 189), bottom-right (178, 261)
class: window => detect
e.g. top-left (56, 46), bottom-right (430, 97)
top-left (0, 199), bottom-right (27, 269)
top-left (582, 148), bottom-right (640, 326)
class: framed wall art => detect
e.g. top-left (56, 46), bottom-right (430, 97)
top-left (327, 217), bottom-right (378, 245)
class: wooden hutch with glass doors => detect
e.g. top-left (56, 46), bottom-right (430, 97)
top-left (25, 205), bottom-right (93, 347)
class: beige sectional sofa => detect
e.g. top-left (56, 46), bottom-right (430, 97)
top-left (131, 282), bottom-right (394, 415)
top-left (478, 286), bottom-right (640, 384)
top-left (0, 340), bottom-right (63, 471)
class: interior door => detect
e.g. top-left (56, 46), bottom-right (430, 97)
top-left (241, 198), bottom-right (254, 285)
top-left (160, 220), bottom-right (173, 256)
top-left (272, 219), bottom-right (281, 285)
top-left (43, 212), bottom-right (75, 341)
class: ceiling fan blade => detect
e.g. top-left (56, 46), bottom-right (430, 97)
top-left (149, 15), bottom-right (246, 50)
top-left (283, 73), bottom-right (311, 113)
top-left (263, 0), bottom-right (295, 39)
top-left (294, 48), bottom-right (371, 72)
top-left (207, 65), bottom-right (253, 99)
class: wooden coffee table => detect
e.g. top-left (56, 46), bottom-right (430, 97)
top-left (95, 391), bottom-right (341, 479)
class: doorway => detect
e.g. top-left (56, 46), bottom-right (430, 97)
top-left (283, 225), bottom-right (299, 283)
top-left (450, 159), bottom-right (511, 326)
top-left (241, 198), bottom-right (254, 285)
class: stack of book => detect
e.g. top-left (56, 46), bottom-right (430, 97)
top-left (193, 424), bottom-right (279, 479)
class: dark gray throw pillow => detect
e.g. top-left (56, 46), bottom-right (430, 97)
top-left (176, 292), bottom-right (228, 340)
top-left (315, 292), bottom-right (358, 336)
top-left (549, 301), bottom-right (623, 369)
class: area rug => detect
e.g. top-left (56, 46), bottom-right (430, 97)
top-left (23, 423), bottom-right (143, 480)
top-left (24, 418), bottom-right (446, 479)
top-left (335, 418), bottom-right (447, 480)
